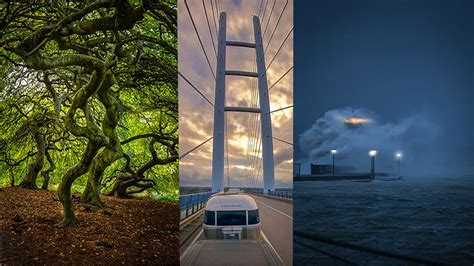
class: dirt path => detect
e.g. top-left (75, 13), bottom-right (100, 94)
top-left (0, 187), bottom-right (179, 265)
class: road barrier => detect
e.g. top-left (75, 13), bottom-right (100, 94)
top-left (268, 190), bottom-right (293, 199)
top-left (244, 188), bottom-right (293, 200)
top-left (179, 191), bottom-right (216, 220)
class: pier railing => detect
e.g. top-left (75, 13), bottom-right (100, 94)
top-left (179, 191), bottom-right (216, 220)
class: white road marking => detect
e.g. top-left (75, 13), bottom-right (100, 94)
top-left (254, 199), bottom-right (293, 220)
top-left (261, 231), bottom-right (285, 265)
top-left (180, 229), bottom-right (203, 261)
top-left (250, 194), bottom-right (293, 207)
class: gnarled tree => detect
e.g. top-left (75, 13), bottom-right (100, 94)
top-left (1, 0), bottom-right (178, 226)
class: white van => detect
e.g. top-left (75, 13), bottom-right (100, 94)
top-left (203, 194), bottom-right (261, 240)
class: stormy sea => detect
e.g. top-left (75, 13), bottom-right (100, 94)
top-left (294, 175), bottom-right (474, 265)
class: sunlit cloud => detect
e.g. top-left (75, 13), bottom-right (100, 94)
top-left (179, 0), bottom-right (293, 188)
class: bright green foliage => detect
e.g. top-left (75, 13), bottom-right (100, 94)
top-left (0, 0), bottom-right (179, 218)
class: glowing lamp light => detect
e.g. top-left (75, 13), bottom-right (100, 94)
top-left (330, 149), bottom-right (337, 177)
top-left (345, 117), bottom-right (371, 125)
top-left (396, 152), bottom-right (402, 175)
top-left (369, 150), bottom-right (377, 157)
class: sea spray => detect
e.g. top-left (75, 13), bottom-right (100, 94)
top-left (298, 107), bottom-right (439, 174)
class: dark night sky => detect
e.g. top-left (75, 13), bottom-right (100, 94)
top-left (294, 0), bottom-right (474, 174)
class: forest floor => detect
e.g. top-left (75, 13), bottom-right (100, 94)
top-left (0, 187), bottom-right (179, 265)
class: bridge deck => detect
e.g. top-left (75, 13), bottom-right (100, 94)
top-left (181, 239), bottom-right (282, 266)
top-left (249, 194), bottom-right (293, 266)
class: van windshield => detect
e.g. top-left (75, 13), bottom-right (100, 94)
top-left (248, 209), bottom-right (259, 225)
top-left (204, 210), bottom-right (215, 225)
top-left (216, 210), bottom-right (246, 226)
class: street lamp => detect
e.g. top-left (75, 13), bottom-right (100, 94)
top-left (369, 149), bottom-right (377, 179)
top-left (396, 152), bottom-right (402, 175)
top-left (330, 149), bottom-right (337, 177)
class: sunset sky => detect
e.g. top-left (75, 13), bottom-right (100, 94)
top-left (178, 0), bottom-right (293, 187)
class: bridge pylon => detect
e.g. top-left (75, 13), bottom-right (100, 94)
top-left (212, 12), bottom-right (275, 194)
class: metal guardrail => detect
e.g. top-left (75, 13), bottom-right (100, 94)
top-left (244, 188), bottom-right (293, 200)
top-left (268, 190), bottom-right (293, 199)
top-left (180, 191), bottom-right (216, 220)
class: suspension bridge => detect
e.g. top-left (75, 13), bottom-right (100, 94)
top-left (179, 0), bottom-right (293, 265)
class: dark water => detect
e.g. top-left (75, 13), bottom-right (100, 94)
top-left (294, 176), bottom-right (474, 265)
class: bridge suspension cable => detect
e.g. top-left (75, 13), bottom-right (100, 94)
top-left (244, 113), bottom-right (254, 184)
top-left (215, 0), bottom-right (220, 20)
top-left (246, 112), bottom-right (260, 188)
top-left (270, 105), bottom-right (293, 114)
top-left (262, 0), bottom-right (276, 39)
top-left (179, 136), bottom-right (214, 160)
top-left (202, 0), bottom-right (217, 56)
top-left (251, 120), bottom-right (263, 188)
top-left (245, 107), bottom-right (258, 186)
top-left (184, 0), bottom-right (216, 80)
top-left (252, 135), bottom-right (262, 188)
top-left (248, 88), bottom-right (260, 187)
top-left (178, 71), bottom-right (214, 107)
top-left (248, 89), bottom-right (261, 188)
top-left (266, 27), bottom-right (293, 72)
top-left (260, 0), bottom-right (270, 30)
top-left (218, 0), bottom-right (223, 14)
top-left (225, 112), bottom-right (230, 188)
top-left (264, 0), bottom-right (289, 54)
top-left (257, 0), bottom-right (265, 18)
top-left (244, 1), bottom-right (291, 189)
top-left (272, 136), bottom-right (293, 146)
top-left (210, 0), bottom-right (218, 39)
top-left (254, 145), bottom-right (263, 188)
top-left (267, 65), bottom-right (293, 92)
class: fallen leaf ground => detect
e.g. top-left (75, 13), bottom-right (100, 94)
top-left (0, 187), bottom-right (179, 265)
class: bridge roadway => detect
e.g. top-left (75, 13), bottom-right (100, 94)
top-left (180, 193), bottom-right (293, 265)
top-left (250, 194), bottom-right (293, 266)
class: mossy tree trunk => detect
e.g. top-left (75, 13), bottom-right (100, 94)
top-left (9, 169), bottom-right (15, 187)
top-left (81, 146), bottom-right (122, 206)
top-left (58, 140), bottom-right (103, 226)
top-left (81, 74), bottom-right (122, 206)
top-left (20, 125), bottom-right (45, 189)
top-left (57, 70), bottom-right (108, 226)
top-left (41, 150), bottom-right (55, 190)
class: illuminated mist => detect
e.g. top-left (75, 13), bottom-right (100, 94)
top-left (298, 107), bottom-right (446, 176)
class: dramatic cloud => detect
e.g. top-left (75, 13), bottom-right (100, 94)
top-left (299, 107), bottom-right (441, 175)
top-left (179, 0), bottom-right (293, 187)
